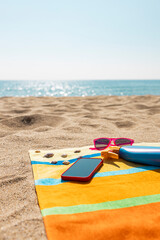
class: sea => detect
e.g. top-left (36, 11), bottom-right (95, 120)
top-left (0, 80), bottom-right (160, 97)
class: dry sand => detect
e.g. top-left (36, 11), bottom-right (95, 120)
top-left (1, 95), bottom-right (160, 239)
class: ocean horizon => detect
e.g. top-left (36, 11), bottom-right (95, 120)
top-left (0, 80), bottom-right (160, 97)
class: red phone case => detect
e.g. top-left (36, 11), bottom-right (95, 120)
top-left (61, 157), bottom-right (103, 182)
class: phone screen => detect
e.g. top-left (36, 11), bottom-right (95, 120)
top-left (61, 158), bottom-right (103, 180)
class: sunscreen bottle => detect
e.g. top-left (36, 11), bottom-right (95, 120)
top-left (101, 146), bottom-right (160, 167)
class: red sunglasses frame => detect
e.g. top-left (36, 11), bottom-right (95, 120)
top-left (90, 137), bottom-right (134, 151)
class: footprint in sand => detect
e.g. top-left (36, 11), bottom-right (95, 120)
top-left (115, 120), bottom-right (135, 128)
top-left (0, 114), bottom-right (65, 130)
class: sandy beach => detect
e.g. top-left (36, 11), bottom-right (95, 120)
top-left (1, 95), bottom-right (160, 239)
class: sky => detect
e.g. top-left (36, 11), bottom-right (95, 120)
top-left (0, 0), bottom-right (160, 80)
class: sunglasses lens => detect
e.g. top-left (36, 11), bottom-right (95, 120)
top-left (115, 138), bottom-right (132, 146)
top-left (95, 138), bottom-right (110, 150)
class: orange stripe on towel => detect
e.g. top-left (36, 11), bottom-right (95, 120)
top-left (43, 201), bottom-right (160, 240)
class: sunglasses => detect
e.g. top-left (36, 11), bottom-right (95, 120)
top-left (90, 138), bottom-right (134, 151)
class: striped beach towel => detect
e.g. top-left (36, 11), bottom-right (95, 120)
top-left (29, 143), bottom-right (160, 240)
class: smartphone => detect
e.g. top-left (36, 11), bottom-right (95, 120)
top-left (61, 157), bottom-right (103, 182)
